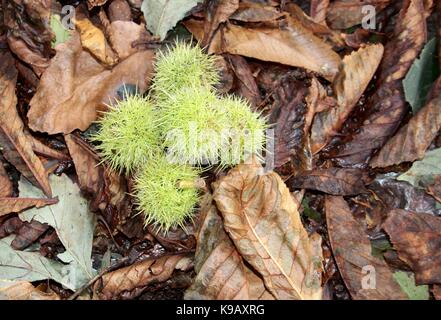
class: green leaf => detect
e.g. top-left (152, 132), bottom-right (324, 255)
top-left (393, 271), bottom-right (429, 300)
top-left (50, 14), bottom-right (71, 48)
top-left (141, 0), bottom-right (203, 40)
top-left (403, 38), bottom-right (440, 113)
top-left (398, 148), bottom-right (441, 188)
top-left (19, 174), bottom-right (96, 289)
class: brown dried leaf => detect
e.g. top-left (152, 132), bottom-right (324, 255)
top-left (2, 0), bottom-right (52, 76)
top-left (327, 0), bottom-right (391, 29)
top-left (0, 160), bottom-right (12, 198)
top-left (325, 196), bottom-right (408, 300)
top-left (202, 0), bottom-right (239, 47)
top-left (336, 0), bottom-right (430, 166)
top-left (0, 197), bottom-right (57, 217)
top-left (311, 44), bottom-right (384, 154)
top-left (95, 255), bottom-right (192, 299)
top-left (310, 0), bottom-right (330, 25)
top-left (269, 77), bottom-right (311, 168)
top-left (108, 21), bottom-right (151, 60)
top-left (221, 18), bottom-right (341, 81)
top-left (289, 168), bottom-right (369, 196)
top-left (185, 194), bottom-right (274, 300)
top-left (427, 176), bottom-right (441, 203)
top-left (108, 0), bottom-right (132, 22)
top-left (75, 18), bottom-right (118, 66)
top-left (226, 54), bottom-right (262, 107)
top-left (383, 209), bottom-right (441, 284)
top-left (11, 220), bottom-right (50, 250)
top-left (230, 2), bottom-right (283, 22)
top-left (370, 85), bottom-right (441, 167)
top-left (28, 32), bottom-right (155, 134)
top-left (213, 160), bottom-right (323, 300)
top-left (0, 52), bottom-right (51, 197)
top-left (0, 280), bottom-right (60, 300)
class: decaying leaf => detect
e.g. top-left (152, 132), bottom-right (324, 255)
top-left (202, 0), bottom-right (239, 47)
top-left (213, 160), bottom-right (323, 300)
top-left (221, 18), bottom-right (341, 81)
top-left (95, 255), bottom-right (193, 299)
top-left (311, 44), bottom-right (384, 154)
top-left (289, 168), bottom-right (369, 196)
top-left (0, 235), bottom-right (74, 290)
top-left (0, 161), bottom-right (12, 198)
top-left (27, 32), bottom-right (155, 134)
top-left (327, 0), bottom-right (391, 29)
top-left (141, 0), bottom-right (203, 40)
top-left (397, 148), bottom-right (441, 188)
top-left (370, 88), bottom-right (441, 167)
top-left (325, 196), bottom-right (408, 300)
top-left (0, 51), bottom-right (52, 197)
top-left (0, 280), bottom-right (60, 300)
top-left (383, 209), bottom-right (441, 284)
top-left (230, 2), bottom-right (283, 22)
top-left (427, 176), bottom-right (441, 203)
top-left (108, 21), bottom-right (151, 60)
top-left (310, 0), bottom-right (330, 25)
top-left (0, 197), bottom-right (58, 217)
top-left (335, 0), bottom-right (430, 166)
top-left (19, 175), bottom-right (96, 290)
top-left (185, 194), bottom-right (274, 300)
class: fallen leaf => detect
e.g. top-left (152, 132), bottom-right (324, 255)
top-left (0, 51), bottom-right (52, 197)
top-left (108, 0), bottom-right (133, 22)
top-left (0, 235), bottom-right (75, 290)
top-left (310, 0), bottom-right (330, 25)
top-left (230, 2), bottom-right (283, 22)
top-left (0, 160), bottom-right (12, 197)
top-left (397, 148), bottom-right (441, 188)
top-left (311, 44), bottom-right (384, 154)
top-left (289, 168), bottom-right (369, 196)
top-left (108, 21), bottom-right (151, 60)
top-left (213, 160), bottom-right (323, 300)
top-left (383, 209), bottom-right (441, 285)
top-left (221, 18), bottom-right (341, 81)
top-left (427, 176), bottom-right (441, 203)
top-left (28, 32), bottom-right (155, 134)
top-left (9, 220), bottom-right (50, 251)
top-left (335, 0), bottom-right (430, 166)
top-left (185, 194), bottom-right (274, 300)
top-left (0, 197), bottom-right (58, 217)
top-left (141, 0), bottom-right (203, 40)
top-left (75, 18), bottom-right (118, 66)
top-left (403, 37), bottom-right (440, 113)
top-left (95, 255), bottom-right (193, 299)
top-left (19, 174), bottom-right (96, 290)
top-left (50, 14), bottom-right (72, 48)
top-left (325, 196), bottom-right (408, 300)
top-left (370, 87), bottom-right (441, 167)
top-left (269, 77), bottom-right (311, 168)
top-left (392, 271), bottom-right (430, 300)
top-left (327, 0), bottom-right (391, 29)
top-left (0, 280), bottom-right (60, 300)
top-left (202, 0), bottom-right (239, 46)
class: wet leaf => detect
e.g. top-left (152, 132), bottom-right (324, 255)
top-left (325, 196), bottom-right (408, 300)
top-left (0, 280), bottom-right (60, 300)
top-left (213, 160), bottom-right (323, 300)
top-left (335, 0), bottom-right (430, 166)
top-left (392, 271), bottom-right (429, 300)
top-left (383, 209), bottom-right (441, 284)
top-left (289, 168), bottom-right (369, 196)
top-left (397, 148), bottom-right (441, 187)
top-left (185, 194), bottom-right (274, 300)
top-left (370, 88), bottom-right (441, 168)
top-left (141, 0), bottom-right (203, 40)
top-left (19, 175), bottom-right (96, 289)
top-left (311, 44), bottom-right (384, 154)
top-left (403, 38), bottom-right (440, 113)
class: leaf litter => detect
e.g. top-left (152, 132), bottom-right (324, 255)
top-left (0, 0), bottom-right (440, 301)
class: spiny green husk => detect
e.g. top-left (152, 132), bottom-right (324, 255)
top-left (218, 95), bottom-right (268, 166)
top-left (152, 41), bottom-right (219, 102)
top-left (134, 155), bottom-right (200, 232)
top-left (160, 86), bottom-right (229, 166)
top-left (90, 94), bottom-right (161, 174)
